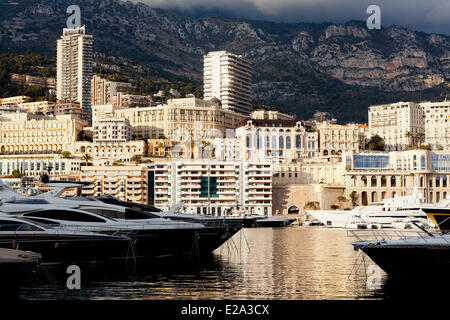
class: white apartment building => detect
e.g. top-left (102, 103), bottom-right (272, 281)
top-left (79, 166), bottom-right (148, 204)
top-left (93, 118), bottom-right (132, 143)
top-left (369, 101), bottom-right (450, 151)
top-left (148, 161), bottom-right (272, 216)
top-left (0, 155), bottom-right (82, 177)
top-left (421, 101), bottom-right (450, 150)
top-left (91, 75), bottom-right (133, 106)
top-left (204, 51), bottom-right (252, 115)
top-left (57, 26), bottom-right (93, 123)
top-left (369, 102), bottom-right (424, 151)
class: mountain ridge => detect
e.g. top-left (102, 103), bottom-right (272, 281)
top-left (0, 0), bottom-right (449, 122)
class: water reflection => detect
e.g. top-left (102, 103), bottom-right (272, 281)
top-left (18, 227), bottom-right (388, 300)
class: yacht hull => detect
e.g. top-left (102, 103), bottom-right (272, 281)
top-left (100, 226), bottom-right (242, 261)
top-left (360, 244), bottom-right (450, 278)
top-left (0, 234), bottom-right (131, 265)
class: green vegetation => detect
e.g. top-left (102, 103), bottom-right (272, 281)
top-left (336, 196), bottom-right (347, 210)
top-left (82, 153), bottom-right (92, 166)
top-left (0, 51), bottom-right (55, 100)
top-left (367, 135), bottom-right (385, 151)
top-left (131, 155), bottom-right (142, 165)
top-left (304, 201), bottom-right (320, 210)
top-left (11, 170), bottom-right (23, 178)
top-left (349, 191), bottom-right (358, 207)
top-left (61, 151), bottom-right (71, 158)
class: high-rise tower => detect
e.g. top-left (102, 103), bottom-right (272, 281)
top-left (57, 25), bottom-right (93, 123)
top-left (203, 51), bottom-right (252, 115)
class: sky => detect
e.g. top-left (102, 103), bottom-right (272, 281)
top-left (134, 0), bottom-right (450, 35)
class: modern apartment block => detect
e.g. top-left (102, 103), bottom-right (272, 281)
top-left (56, 26), bottom-right (93, 123)
top-left (79, 166), bottom-right (148, 204)
top-left (148, 161), bottom-right (273, 216)
top-left (421, 101), bottom-right (450, 150)
top-left (92, 118), bottom-right (132, 143)
top-left (91, 75), bottom-right (133, 106)
top-left (204, 51), bottom-right (252, 115)
top-left (368, 101), bottom-right (450, 151)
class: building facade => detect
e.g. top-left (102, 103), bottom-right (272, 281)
top-left (91, 75), bottom-right (133, 106)
top-left (0, 113), bottom-right (84, 155)
top-left (421, 101), bottom-right (450, 150)
top-left (204, 51), bottom-right (252, 115)
top-left (0, 155), bottom-right (82, 177)
top-left (92, 117), bottom-right (132, 143)
top-left (235, 119), bottom-right (319, 163)
top-left (56, 26), bottom-right (93, 123)
top-left (317, 122), bottom-right (367, 156)
top-left (344, 150), bottom-right (450, 205)
top-left (368, 101), bottom-right (450, 151)
top-left (111, 97), bottom-right (247, 141)
top-left (79, 166), bottom-right (148, 204)
top-left (72, 140), bottom-right (145, 161)
top-left (148, 161), bottom-right (272, 216)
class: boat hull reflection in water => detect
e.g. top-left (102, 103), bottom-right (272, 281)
top-left (19, 228), bottom-right (391, 300)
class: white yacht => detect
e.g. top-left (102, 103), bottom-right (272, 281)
top-left (0, 179), bottom-right (242, 259)
top-left (307, 189), bottom-right (434, 229)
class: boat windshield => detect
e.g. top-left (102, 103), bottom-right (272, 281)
top-left (0, 218), bottom-right (45, 231)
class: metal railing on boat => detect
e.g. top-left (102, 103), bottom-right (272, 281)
top-left (347, 229), bottom-right (443, 242)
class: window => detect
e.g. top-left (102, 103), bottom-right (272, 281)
top-left (271, 136), bottom-right (277, 149)
top-left (83, 208), bottom-right (152, 220)
top-left (23, 210), bottom-right (107, 223)
top-left (246, 135), bottom-right (252, 148)
top-left (296, 135), bottom-right (301, 149)
top-left (286, 136), bottom-right (291, 149)
top-left (391, 176), bottom-right (396, 187)
top-left (279, 136), bottom-right (284, 149)
top-left (0, 220), bottom-right (44, 231)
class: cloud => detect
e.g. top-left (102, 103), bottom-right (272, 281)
top-left (132, 0), bottom-right (450, 34)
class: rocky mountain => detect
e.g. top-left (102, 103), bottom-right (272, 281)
top-left (0, 0), bottom-right (449, 122)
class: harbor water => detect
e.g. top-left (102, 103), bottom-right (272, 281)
top-left (17, 227), bottom-right (400, 300)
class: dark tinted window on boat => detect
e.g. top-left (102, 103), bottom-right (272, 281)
top-left (23, 210), bottom-right (107, 223)
top-left (26, 217), bottom-right (61, 226)
top-left (0, 220), bottom-right (44, 231)
top-left (82, 208), bottom-right (152, 220)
